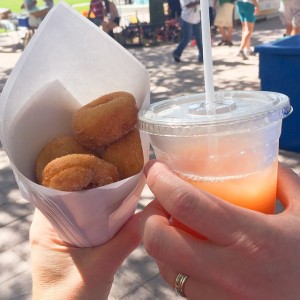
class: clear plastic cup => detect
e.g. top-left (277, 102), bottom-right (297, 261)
top-left (138, 91), bottom-right (292, 214)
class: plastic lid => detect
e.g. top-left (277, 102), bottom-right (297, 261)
top-left (138, 91), bottom-right (292, 136)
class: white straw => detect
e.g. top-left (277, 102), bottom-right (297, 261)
top-left (200, 0), bottom-right (215, 112)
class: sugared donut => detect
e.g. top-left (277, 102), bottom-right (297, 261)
top-left (72, 91), bottom-right (138, 150)
top-left (102, 129), bottom-right (144, 180)
top-left (35, 135), bottom-right (95, 184)
top-left (41, 154), bottom-right (119, 191)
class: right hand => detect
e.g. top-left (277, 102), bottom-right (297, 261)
top-left (141, 161), bottom-right (300, 300)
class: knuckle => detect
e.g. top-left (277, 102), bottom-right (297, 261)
top-left (143, 218), bottom-right (165, 259)
top-left (168, 187), bottom-right (199, 218)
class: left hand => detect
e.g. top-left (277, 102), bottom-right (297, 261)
top-left (30, 209), bottom-right (141, 300)
top-left (141, 160), bottom-right (300, 300)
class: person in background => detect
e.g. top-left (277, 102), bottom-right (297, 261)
top-left (141, 160), bottom-right (300, 299)
top-left (88, 0), bottom-right (105, 27)
top-left (209, 0), bottom-right (216, 36)
top-left (102, 0), bottom-right (120, 38)
top-left (172, 0), bottom-right (203, 63)
top-left (22, 0), bottom-right (38, 12)
top-left (191, 0), bottom-right (215, 47)
top-left (30, 209), bottom-right (141, 299)
top-left (279, 0), bottom-right (300, 36)
top-left (21, 0), bottom-right (42, 28)
top-left (214, 0), bottom-right (235, 46)
top-left (44, 0), bottom-right (54, 9)
top-left (236, 0), bottom-right (259, 60)
top-left (168, 0), bottom-right (182, 20)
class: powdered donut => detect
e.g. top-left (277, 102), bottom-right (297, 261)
top-left (72, 91), bottom-right (138, 150)
top-left (35, 135), bottom-right (95, 184)
top-left (41, 154), bottom-right (119, 191)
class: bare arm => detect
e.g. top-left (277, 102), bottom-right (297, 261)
top-left (186, 1), bottom-right (199, 9)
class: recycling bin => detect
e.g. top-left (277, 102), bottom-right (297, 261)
top-left (255, 35), bottom-right (300, 152)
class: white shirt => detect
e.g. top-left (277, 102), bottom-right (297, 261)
top-left (237, 0), bottom-right (254, 3)
top-left (180, 0), bottom-right (201, 24)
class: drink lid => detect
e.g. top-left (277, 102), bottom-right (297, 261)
top-left (138, 91), bottom-right (292, 136)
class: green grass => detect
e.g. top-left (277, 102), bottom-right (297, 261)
top-left (0, 0), bottom-right (89, 33)
top-left (1, 0), bottom-right (89, 14)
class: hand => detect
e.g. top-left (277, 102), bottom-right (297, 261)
top-left (30, 209), bottom-right (141, 300)
top-left (141, 160), bottom-right (300, 300)
top-left (186, 1), bottom-right (199, 9)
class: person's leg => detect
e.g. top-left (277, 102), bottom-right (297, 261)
top-left (223, 3), bottom-right (234, 45)
top-left (285, 23), bottom-right (293, 36)
top-left (192, 22), bottom-right (203, 62)
top-left (226, 26), bottom-right (233, 45)
top-left (293, 26), bottom-right (300, 35)
top-left (239, 22), bottom-right (248, 50)
top-left (279, 0), bottom-right (294, 36)
top-left (237, 2), bottom-right (247, 50)
top-left (292, 0), bottom-right (300, 35)
top-left (173, 19), bottom-right (193, 61)
top-left (217, 26), bottom-right (227, 45)
top-left (238, 22), bottom-right (249, 60)
top-left (245, 21), bottom-right (255, 49)
top-left (238, 3), bottom-right (256, 59)
top-left (214, 4), bottom-right (226, 44)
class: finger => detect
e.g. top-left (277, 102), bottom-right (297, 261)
top-left (141, 200), bottom-right (204, 270)
top-left (141, 200), bottom-right (233, 282)
top-left (277, 163), bottom-right (300, 213)
top-left (144, 160), bottom-right (263, 246)
top-left (94, 212), bottom-right (142, 273)
top-left (140, 200), bottom-right (187, 260)
top-left (141, 200), bottom-right (280, 295)
top-left (157, 262), bottom-right (233, 300)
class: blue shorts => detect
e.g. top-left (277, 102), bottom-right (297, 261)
top-left (237, 2), bottom-right (256, 23)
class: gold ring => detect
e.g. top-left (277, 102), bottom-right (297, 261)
top-left (175, 273), bottom-right (189, 298)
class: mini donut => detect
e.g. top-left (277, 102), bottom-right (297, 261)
top-left (41, 154), bottom-right (119, 191)
top-left (72, 91), bottom-right (138, 149)
top-left (35, 135), bottom-right (96, 184)
top-left (102, 129), bottom-right (144, 180)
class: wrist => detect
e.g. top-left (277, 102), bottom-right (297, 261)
top-left (31, 251), bottom-right (113, 300)
top-left (32, 279), bottom-right (112, 300)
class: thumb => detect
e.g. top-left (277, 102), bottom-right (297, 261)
top-left (96, 212), bottom-right (142, 273)
top-left (144, 160), bottom-right (265, 246)
top-left (277, 163), bottom-right (300, 213)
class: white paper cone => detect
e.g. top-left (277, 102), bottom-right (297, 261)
top-left (0, 2), bottom-right (150, 247)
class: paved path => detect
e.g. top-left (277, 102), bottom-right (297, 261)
top-left (1, 15), bottom-right (300, 300)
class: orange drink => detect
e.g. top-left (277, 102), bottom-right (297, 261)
top-left (176, 161), bottom-right (278, 214)
top-left (138, 91), bottom-right (292, 222)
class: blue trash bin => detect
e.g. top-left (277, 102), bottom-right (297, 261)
top-left (255, 35), bottom-right (300, 152)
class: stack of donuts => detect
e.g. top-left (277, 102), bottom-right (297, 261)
top-left (35, 91), bottom-right (144, 191)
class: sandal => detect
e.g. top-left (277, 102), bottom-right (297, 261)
top-left (217, 40), bottom-right (226, 46)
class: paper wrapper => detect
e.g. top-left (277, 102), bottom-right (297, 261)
top-left (0, 2), bottom-right (150, 247)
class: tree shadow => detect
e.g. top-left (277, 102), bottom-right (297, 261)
top-left (0, 67), bottom-right (13, 93)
